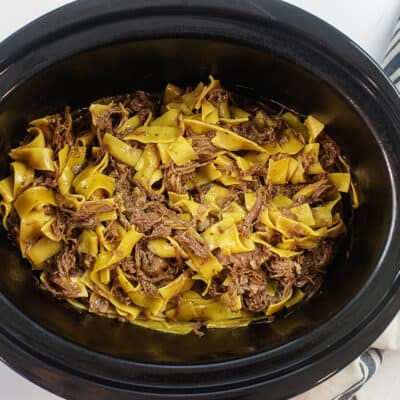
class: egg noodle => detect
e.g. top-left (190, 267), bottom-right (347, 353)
top-left (0, 76), bottom-right (357, 334)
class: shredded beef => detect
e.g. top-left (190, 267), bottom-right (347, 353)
top-left (141, 254), bottom-right (172, 282)
top-left (134, 181), bottom-right (165, 202)
top-left (175, 230), bottom-right (209, 259)
top-left (192, 322), bottom-right (205, 337)
top-left (231, 121), bottom-right (273, 145)
top-left (229, 265), bottom-right (267, 293)
top-left (206, 88), bottom-right (230, 106)
top-left (50, 218), bottom-right (65, 241)
top-left (293, 245), bottom-right (330, 301)
top-left (40, 273), bottom-right (84, 299)
top-left (297, 241), bottom-right (335, 274)
top-left (301, 151), bottom-right (316, 172)
top-left (129, 90), bottom-right (157, 121)
top-left (267, 258), bottom-right (298, 286)
top-left (267, 183), bottom-right (305, 199)
top-left (207, 279), bottom-right (228, 298)
top-left (67, 201), bottom-right (115, 233)
top-left (228, 266), bottom-right (271, 312)
top-left (111, 280), bottom-right (132, 305)
top-left (127, 205), bottom-right (163, 233)
top-left (134, 240), bottom-right (179, 287)
top-left (51, 106), bottom-right (74, 152)
top-left (262, 227), bottom-right (282, 246)
top-left (6, 209), bottom-right (19, 241)
top-left (129, 186), bottom-right (148, 208)
top-left (218, 286), bottom-right (239, 309)
top-left (318, 133), bottom-right (341, 170)
top-left (243, 292), bottom-right (271, 312)
top-left (40, 242), bottom-right (84, 299)
top-left (95, 94), bottom-right (128, 106)
top-left (80, 253), bottom-right (95, 269)
top-left (104, 220), bottom-right (119, 243)
top-left (162, 161), bottom-right (199, 194)
top-left (239, 190), bottom-right (265, 237)
top-left (54, 244), bottom-right (77, 276)
top-left (108, 159), bottom-right (133, 195)
top-left (95, 104), bottom-right (128, 136)
top-left (215, 245), bottom-right (272, 269)
top-left (196, 214), bottom-right (217, 232)
top-left (302, 178), bottom-right (335, 205)
top-left (126, 199), bottom-right (187, 235)
top-left (34, 171), bottom-right (58, 189)
top-left (89, 292), bottom-right (113, 315)
top-left (191, 133), bottom-right (217, 160)
top-left (120, 256), bottom-right (136, 275)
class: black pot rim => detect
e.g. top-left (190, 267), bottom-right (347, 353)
top-left (1, 1), bottom-right (400, 399)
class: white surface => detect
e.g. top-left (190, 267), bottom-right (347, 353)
top-left (0, 0), bottom-right (400, 399)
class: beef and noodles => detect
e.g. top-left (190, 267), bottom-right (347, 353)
top-left (0, 76), bottom-right (358, 335)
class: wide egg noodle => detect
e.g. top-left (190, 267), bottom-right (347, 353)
top-left (134, 144), bottom-right (164, 193)
top-left (9, 127), bottom-right (55, 171)
top-left (103, 133), bottom-right (142, 168)
top-left (14, 187), bottom-right (56, 219)
top-left (58, 145), bottom-right (86, 194)
top-left (72, 152), bottom-right (115, 199)
top-left (202, 217), bottom-right (255, 255)
top-left (11, 161), bottom-right (34, 198)
top-left (27, 237), bottom-right (62, 266)
top-left (93, 226), bottom-right (143, 273)
top-left (0, 76), bottom-right (356, 334)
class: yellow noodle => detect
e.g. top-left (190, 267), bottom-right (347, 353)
top-left (78, 229), bottom-right (98, 257)
top-left (103, 133), bottom-right (142, 167)
top-left (0, 77), bottom-right (355, 335)
top-left (305, 115), bottom-right (324, 142)
top-left (202, 217), bottom-right (255, 255)
top-left (19, 209), bottom-right (52, 258)
top-left (11, 161), bottom-right (34, 197)
top-left (167, 136), bottom-right (198, 166)
top-left (58, 145), bottom-right (86, 194)
top-left (27, 237), bottom-right (62, 266)
top-left (14, 187), bottom-right (56, 219)
top-left (125, 126), bottom-right (180, 143)
top-left (134, 144), bottom-right (163, 192)
top-left (93, 226), bottom-right (143, 273)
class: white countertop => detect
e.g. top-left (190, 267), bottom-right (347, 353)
top-left (1, 1), bottom-right (400, 399)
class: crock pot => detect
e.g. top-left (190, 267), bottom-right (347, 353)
top-left (0, 1), bottom-right (400, 399)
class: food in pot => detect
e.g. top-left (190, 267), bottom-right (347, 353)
top-left (0, 76), bottom-right (357, 335)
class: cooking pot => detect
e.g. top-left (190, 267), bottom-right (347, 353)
top-left (0, 1), bottom-right (400, 399)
